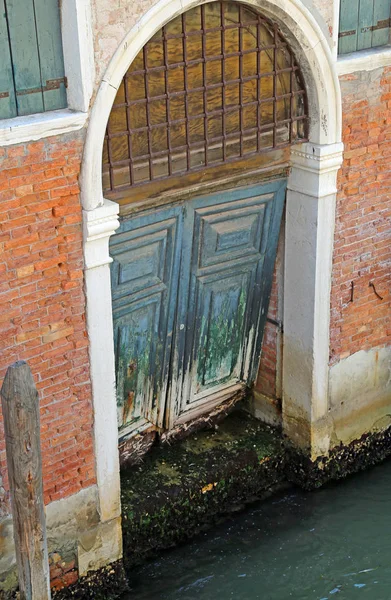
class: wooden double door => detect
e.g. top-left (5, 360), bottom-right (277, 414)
top-left (110, 179), bottom-right (286, 441)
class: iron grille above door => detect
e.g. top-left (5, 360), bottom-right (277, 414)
top-left (102, 2), bottom-right (308, 193)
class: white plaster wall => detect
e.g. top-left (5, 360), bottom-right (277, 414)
top-left (91, 0), bottom-right (158, 85)
top-left (90, 0), bottom-right (336, 87)
top-left (311, 0), bottom-right (338, 52)
top-left (329, 347), bottom-right (391, 446)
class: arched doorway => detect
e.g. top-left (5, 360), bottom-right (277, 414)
top-left (103, 2), bottom-right (308, 444)
top-left (80, 0), bottom-right (342, 525)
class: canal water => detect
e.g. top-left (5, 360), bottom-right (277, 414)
top-left (127, 459), bottom-right (391, 599)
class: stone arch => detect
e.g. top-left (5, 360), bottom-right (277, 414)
top-left (80, 0), bottom-right (343, 524)
top-left (81, 0), bottom-right (341, 211)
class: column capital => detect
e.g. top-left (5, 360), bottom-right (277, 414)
top-left (83, 199), bottom-right (120, 270)
top-left (288, 142), bottom-right (344, 198)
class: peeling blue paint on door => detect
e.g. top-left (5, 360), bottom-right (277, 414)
top-left (197, 285), bottom-right (247, 389)
top-left (110, 180), bottom-right (286, 439)
top-left (110, 206), bottom-right (183, 439)
top-left (170, 180), bottom-right (286, 426)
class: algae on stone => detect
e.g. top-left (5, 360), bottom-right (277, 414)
top-left (120, 410), bottom-right (287, 566)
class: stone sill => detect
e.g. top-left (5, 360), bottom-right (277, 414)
top-left (337, 45), bottom-right (391, 76)
top-left (0, 109), bottom-right (88, 147)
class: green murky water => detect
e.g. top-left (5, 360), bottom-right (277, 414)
top-left (126, 459), bottom-right (391, 599)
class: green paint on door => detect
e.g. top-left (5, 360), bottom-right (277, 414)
top-left (198, 287), bottom-right (247, 388)
top-left (110, 180), bottom-right (286, 439)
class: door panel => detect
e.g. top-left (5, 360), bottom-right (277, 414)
top-left (194, 271), bottom-right (251, 391)
top-left (110, 179), bottom-right (286, 439)
top-left (113, 298), bottom-right (161, 430)
top-left (169, 180), bottom-right (286, 425)
top-left (110, 206), bottom-right (183, 439)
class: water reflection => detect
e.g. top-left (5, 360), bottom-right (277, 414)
top-left (126, 459), bottom-right (391, 599)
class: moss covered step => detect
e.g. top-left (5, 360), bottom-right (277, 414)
top-left (120, 411), bottom-right (287, 566)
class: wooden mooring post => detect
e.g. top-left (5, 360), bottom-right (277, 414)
top-left (1, 361), bottom-right (51, 600)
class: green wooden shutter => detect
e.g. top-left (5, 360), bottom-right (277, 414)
top-left (34, 0), bottom-right (67, 112)
top-left (339, 0), bottom-right (391, 54)
top-left (0, 0), bottom-right (67, 119)
top-left (6, 0), bottom-right (45, 115)
top-left (0, 0), bottom-right (17, 119)
top-left (358, 0), bottom-right (375, 50)
top-left (372, 0), bottom-right (391, 46)
top-left (339, 0), bottom-right (360, 54)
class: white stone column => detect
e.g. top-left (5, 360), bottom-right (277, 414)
top-left (83, 199), bottom-right (121, 522)
top-left (61, 0), bottom-right (95, 112)
top-left (283, 142), bottom-right (343, 458)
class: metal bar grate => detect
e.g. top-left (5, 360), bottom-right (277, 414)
top-left (103, 1), bottom-right (308, 192)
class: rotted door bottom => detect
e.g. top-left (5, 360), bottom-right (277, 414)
top-left (118, 386), bottom-right (247, 468)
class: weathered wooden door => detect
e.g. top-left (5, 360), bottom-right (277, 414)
top-left (168, 180), bottom-right (286, 426)
top-left (110, 205), bottom-right (183, 440)
top-left (110, 179), bottom-right (286, 439)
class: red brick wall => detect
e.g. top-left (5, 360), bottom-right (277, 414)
top-left (0, 133), bottom-right (96, 514)
top-left (257, 68), bottom-right (391, 393)
top-left (255, 269), bottom-right (279, 398)
top-left (255, 229), bottom-right (284, 400)
top-left (330, 67), bottom-right (391, 364)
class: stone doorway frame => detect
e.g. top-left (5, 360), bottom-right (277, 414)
top-left (80, 0), bottom-right (343, 529)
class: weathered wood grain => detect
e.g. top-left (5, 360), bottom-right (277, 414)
top-left (0, 0), bottom-right (17, 119)
top-left (372, 0), bottom-right (391, 47)
top-left (1, 361), bottom-right (51, 600)
top-left (106, 146), bottom-right (290, 208)
top-left (34, 0), bottom-right (67, 111)
top-left (5, 0), bottom-right (44, 115)
top-left (111, 179), bottom-right (286, 436)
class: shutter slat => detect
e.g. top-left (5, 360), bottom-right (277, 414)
top-left (372, 0), bottom-right (391, 47)
top-left (0, 0), bottom-right (17, 118)
top-left (33, 0), bottom-right (67, 112)
top-left (339, 0), bottom-right (390, 53)
top-left (5, 0), bottom-right (44, 115)
top-left (339, 0), bottom-right (360, 54)
top-left (358, 0), bottom-right (375, 50)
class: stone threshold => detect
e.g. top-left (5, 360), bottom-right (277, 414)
top-left (120, 410), bottom-right (288, 568)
